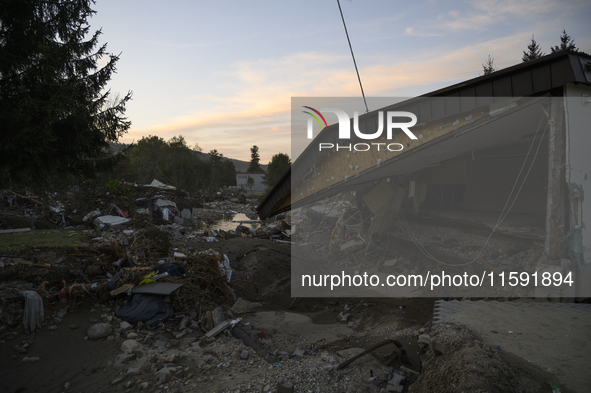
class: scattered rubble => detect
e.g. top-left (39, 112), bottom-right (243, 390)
top-left (0, 183), bottom-right (586, 392)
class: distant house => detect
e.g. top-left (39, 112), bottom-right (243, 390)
top-left (236, 173), bottom-right (265, 191)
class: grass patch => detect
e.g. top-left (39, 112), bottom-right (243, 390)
top-left (0, 229), bottom-right (89, 253)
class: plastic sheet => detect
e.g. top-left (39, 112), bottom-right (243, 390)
top-left (116, 294), bottom-right (174, 326)
top-left (23, 291), bottom-right (44, 333)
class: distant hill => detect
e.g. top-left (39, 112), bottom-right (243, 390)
top-left (109, 142), bottom-right (267, 173)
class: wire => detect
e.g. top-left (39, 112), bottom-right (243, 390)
top-left (336, 0), bottom-right (369, 113)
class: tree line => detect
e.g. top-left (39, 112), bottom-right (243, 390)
top-left (123, 138), bottom-right (291, 193)
top-left (483, 29), bottom-right (586, 75)
top-left (244, 145), bottom-right (291, 191)
top-left (123, 135), bottom-right (236, 192)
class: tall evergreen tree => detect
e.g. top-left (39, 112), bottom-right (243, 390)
top-left (551, 29), bottom-right (578, 53)
top-left (247, 145), bottom-right (263, 173)
top-left (0, 0), bottom-right (132, 187)
top-left (522, 34), bottom-right (545, 62)
top-left (482, 55), bottom-right (497, 75)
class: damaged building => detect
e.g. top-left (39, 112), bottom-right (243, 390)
top-left (258, 50), bottom-right (591, 299)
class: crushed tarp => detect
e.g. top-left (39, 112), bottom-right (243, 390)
top-left (22, 291), bottom-right (44, 333)
top-left (116, 294), bottom-right (174, 326)
top-left (153, 263), bottom-right (185, 277)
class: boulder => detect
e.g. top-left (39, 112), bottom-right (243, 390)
top-left (87, 323), bottom-right (113, 340)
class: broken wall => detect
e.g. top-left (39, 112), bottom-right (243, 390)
top-left (565, 84), bottom-right (591, 296)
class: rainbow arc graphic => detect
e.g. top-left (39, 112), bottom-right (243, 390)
top-left (302, 106), bottom-right (328, 138)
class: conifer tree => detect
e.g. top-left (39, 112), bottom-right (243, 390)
top-left (0, 0), bottom-right (132, 186)
top-left (522, 34), bottom-right (545, 62)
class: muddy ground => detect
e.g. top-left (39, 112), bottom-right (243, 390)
top-left (1, 234), bottom-right (586, 393)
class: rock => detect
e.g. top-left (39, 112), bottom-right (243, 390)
top-left (13, 345), bottom-right (27, 354)
top-left (179, 315), bottom-right (190, 330)
top-left (240, 350), bottom-right (250, 360)
top-left (115, 354), bottom-right (133, 364)
top-left (368, 376), bottom-right (382, 386)
top-left (181, 209), bottom-right (192, 220)
top-left (155, 335), bottom-right (168, 347)
top-left (120, 321), bottom-right (132, 330)
top-left (21, 357), bottom-right (40, 362)
top-left (69, 324), bottom-right (79, 329)
top-left (277, 379), bottom-right (295, 393)
top-left (126, 332), bottom-right (138, 339)
top-left (121, 339), bottom-right (143, 354)
top-left (212, 307), bottom-right (225, 326)
top-left (229, 298), bottom-right (262, 314)
top-left (180, 337), bottom-right (197, 346)
top-left (64, 382), bottom-right (70, 390)
top-left (156, 367), bottom-right (171, 383)
top-left (47, 325), bottom-right (58, 331)
top-left (111, 378), bottom-right (123, 385)
top-left (140, 382), bottom-right (149, 390)
top-left (431, 340), bottom-right (446, 354)
top-left (87, 323), bottom-right (113, 340)
top-left (418, 334), bottom-right (431, 346)
top-left (127, 366), bottom-right (141, 374)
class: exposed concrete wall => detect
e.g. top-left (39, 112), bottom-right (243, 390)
top-left (565, 84), bottom-right (591, 297)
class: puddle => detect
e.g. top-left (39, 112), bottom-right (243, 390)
top-left (208, 213), bottom-right (260, 232)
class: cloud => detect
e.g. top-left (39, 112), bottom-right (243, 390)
top-left (404, 27), bottom-right (442, 37)
top-left (407, 0), bottom-right (588, 34)
top-left (119, 31), bottom-right (560, 161)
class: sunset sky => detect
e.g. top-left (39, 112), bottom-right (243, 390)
top-left (90, 0), bottom-right (591, 162)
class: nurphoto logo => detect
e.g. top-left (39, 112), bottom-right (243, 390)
top-left (302, 106), bottom-right (418, 152)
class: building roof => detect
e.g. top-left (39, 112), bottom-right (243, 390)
top-left (257, 51), bottom-right (591, 219)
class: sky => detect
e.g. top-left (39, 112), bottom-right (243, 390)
top-left (89, 0), bottom-right (591, 163)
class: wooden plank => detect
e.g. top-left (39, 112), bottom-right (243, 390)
top-left (110, 283), bottom-right (134, 296)
top-left (14, 258), bottom-right (51, 268)
top-left (0, 228), bottom-right (31, 235)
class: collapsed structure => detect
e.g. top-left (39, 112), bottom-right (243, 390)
top-left (258, 50), bottom-right (591, 298)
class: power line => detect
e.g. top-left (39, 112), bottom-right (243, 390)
top-left (336, 0), bottom-right (369, 113)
